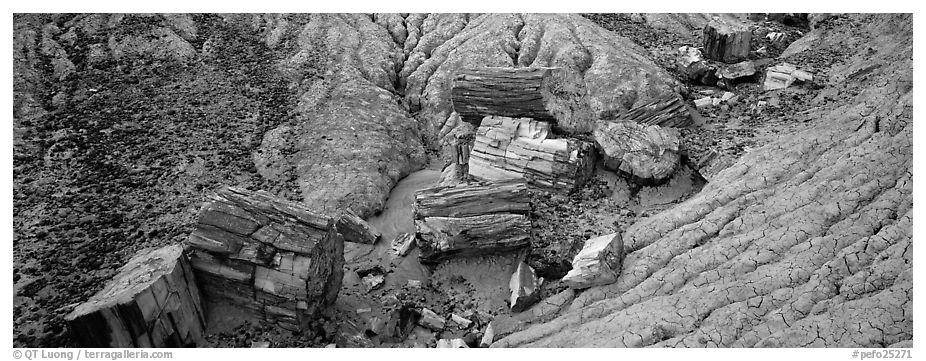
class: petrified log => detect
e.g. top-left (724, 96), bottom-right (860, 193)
top-left (65, 244), bottom-right (206, 347)
top-left (186, 186), bottom-right (344, 331)
top-left (593, 119), bottom-right (682, 186)
top-left (509, 262), bottom-right (543, 313)
top-left (335, 209), bottom-right (381, 245)
top-left (416, 214), bottom-right (531, 263)
top-left (451, 67), bottom-right (594, 134)
top-left (414, 179), bottom-right (530, 219)
top-left (468, 116), bottom-right (595, 192)
top-left (562, 233), bottom-right (624, 289)
top-left (618, 97), bottom-right (693, 128)
top-left (702, 18), bottom-right (752, 63)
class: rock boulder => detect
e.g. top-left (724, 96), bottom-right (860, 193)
top-left (593, 120), bottom-right (682, 185)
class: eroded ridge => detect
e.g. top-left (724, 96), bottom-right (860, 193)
top-left (494, 13), bottom-right (912, 348)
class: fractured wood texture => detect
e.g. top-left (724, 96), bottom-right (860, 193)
top-left (468, 116), bottom-right (595, 192)
top-left (451, 67), bottom-right (594, 134)
top-left (617, 97), bottom-right (693, 128)
top-left (185, 187), bottom-right (344, 331)
top-left (414, 179), bottom-right (530, 219)
top-left (414, 180), bottom-right (532, 263)
top-left (702, 18), bottom-right (752, 63)
top-left (65, 244), bottom-right (206, 347)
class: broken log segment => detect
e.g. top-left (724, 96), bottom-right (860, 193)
top-left (416, 214), bottom-right (531, 263)
top-left (413, 179), bottom-right (530, 219)
top-left (451, 67), bottom-right (595, 134)
top-left (185, 186), bottom-right (344, 331)
top-left (65, 244), bottom-right (206, 347)
top-left (468, 116), bottom-right (596, 193)
top-left (702, 18), bottom-right (752, 63)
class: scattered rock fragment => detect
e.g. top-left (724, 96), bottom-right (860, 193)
top-left (479, 323), bottom-right (495, 347)
top-left (717, 60), bottom-right (757, 89)
top-left (450, 313), bottom-right (473, 329)
top-left (366, 316), bottom-right (386, 336)
top-left (437, 163), bottom-right (463, 187)
top-left (562, 233), bottom-right (624, 289)
top-left (418, 308), bottom-right (446, 331)
top-left (509, 262), bottom-right (543, 313)
top-left (694, 97), bottom-right (713, 109)
top-left (390, 232), bottom-right (416, 257)
top-left (593, 120), bottom-right (682, 185)
top-left (381, 306), bottom-right (421, 342)
top-left (359, 268), bottom-right (385, 293)
top-left (695, 90), bottom-right (739, 110)
top-left (335, 209), bottom-right (380, 245)
top-left (763, 63), bottom-right (814, 91)
top-left (407, 279), bottom-right (422, 288)
top-left (677, 46), bottom-right (718, 85)
top-left (250, 341), bottom-right (270, 348)
top-left (437, 339), bottom-right (469, 348)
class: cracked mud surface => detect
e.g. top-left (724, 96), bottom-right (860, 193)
top-left (13, 13), bottom-right (912, 348)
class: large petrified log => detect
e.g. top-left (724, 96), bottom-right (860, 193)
top-left (417, 214), bottom-right (531, 263)
top-left (65, 244), bottom-right (206, 347)
top-left (468, 116), bottom-right (595, 192)
top-left (451, 67), bottom-right (595, 134)
top-left (414, 180), bottom-right (532, 263)
top-left (185, 187), bottom-right (344, 331)
top-left (593, 119), bottom-right (682, 185)
top-left (414, 179), bottom-right (530, 219)
top-left (617, 97), bottom-right (693, 128)
top-left (702, 18), bottom-right (752, 63)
